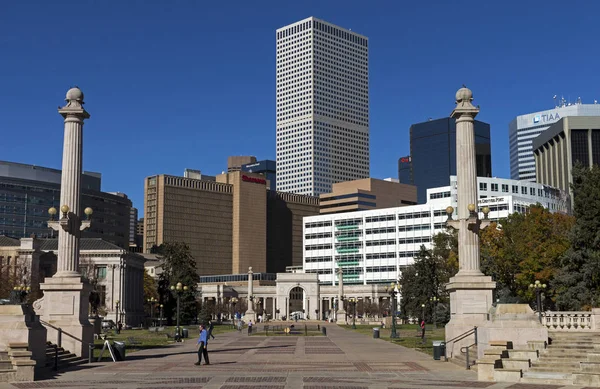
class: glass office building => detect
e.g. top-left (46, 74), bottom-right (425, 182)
top-left (241, 160), bottom-right (276, 191)
top-left (406, 117), bottom-right (492, 203)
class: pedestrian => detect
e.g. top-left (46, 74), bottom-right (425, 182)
top-left (207, 320), bottom-right (216, 340)
top-left (248, 320), bottom-right (253, 334)
top-left (116, 321), bottom-right (122, 334)
top-left (420, 319), bottom-right (426, 340)
top-left (195, 324), bottom-right (210, 366)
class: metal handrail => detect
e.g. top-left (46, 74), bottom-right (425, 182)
top-left (39, 319), bottom-right (95, 368)
top-left (460, 343), bottom-right (477, 370)
top-left (444, 326), bottom-right (477, 364)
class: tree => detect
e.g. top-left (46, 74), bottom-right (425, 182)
top-left (143, 270), bottom-right (159, 316)
top-left (399, 229), bottom-right (458, 323)
top-left (554, 164), bottom-right (600, 310)
top-left (480, 205), bottom-right (573, 308)
top-left (156, 242), bottom-right (200, 325)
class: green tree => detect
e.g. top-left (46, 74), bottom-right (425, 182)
top-left (197, 305), bottom-right (211, 326)
top-left (399, 229), bottom-right (457, 323)
top-left (143, 270), bottom-right (159, 316)
top-left (554, 164), bottom-right (600, 310)
top-left (156, 242), bottom-right (200, 325)
top-left (479, 205), bottom-right (573, 307)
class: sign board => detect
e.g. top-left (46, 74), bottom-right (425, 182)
top-left (242, 175), bottom-right (266, 185)
top-left (98, 340), bottom-right (117, 362)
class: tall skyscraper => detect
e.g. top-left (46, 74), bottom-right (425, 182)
top-left (276, 17), bottom-right (369, 196)
top-left (509, 99), bottom-right (600, 181)
top-left (403, 117), bottom-right (492, 204)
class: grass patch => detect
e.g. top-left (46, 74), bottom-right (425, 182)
top-left (342, 324), bottom-right (445, 356)
top-left (93, 323), bottom-right (236, 360)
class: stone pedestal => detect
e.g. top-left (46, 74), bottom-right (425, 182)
top-left (0, 305), bottom-right (46, 367)
top-left (89, 315), bottom-right (102, 335)
top-left (445, 274), bottom-right (495, 358)
top-left (35, 276), bottom-right (93, 359)
top-left (478, 304), bottom-right (548, 359)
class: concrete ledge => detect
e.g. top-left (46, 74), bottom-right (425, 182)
top-left (573, 372), bottom-right (600, 386)
top-left (580, 361), bottom-right (600, 373)
top-left (588, 352), bottom-right (600, 362)
top-left (527, 340), bottom-right (546, 351)
top-left (494, 368), bottom-right (522, 382)
top-left (483, 349), bottom-right (504, 358)
top-left (501, 359), bottom-right (530, 370)
top-left (476, 357), bottom-right (501, 381)
top-left (490, 340), bottom-right (513, 349)
top-left (508, 350), bottom-right (538, 360)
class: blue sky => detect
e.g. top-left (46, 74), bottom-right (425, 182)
top-left (1, 0), bottom-right (599, 215)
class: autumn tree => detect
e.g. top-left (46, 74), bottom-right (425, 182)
top-left (554, 164), bottom-right (600, 310)
top-left (480, 205), bottom-right (573, 307)
top-left (156, 242), bottom-right (200, 325)
top-left (143, 270), bottom-right (159, 316)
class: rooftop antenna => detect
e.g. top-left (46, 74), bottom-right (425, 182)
top-left (577, 96), bottom-right (582, 105)
top-left (553, 95), bottom-right (558, 108)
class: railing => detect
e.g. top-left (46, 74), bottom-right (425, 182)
top-left (445, 326), bottom-right (477, 369)
top-left (39, 319), bottom-right (95, 369)
top-left (542, 311), bottom-right (598, 331)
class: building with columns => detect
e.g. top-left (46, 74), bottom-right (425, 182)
top-left (0, 235), bottom-right (145, 326)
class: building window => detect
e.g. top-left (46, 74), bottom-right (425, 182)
top-left (502, 184), bottom-right (509, 193)
top-left (479, 183), bottom-right (487, 191)
top-left (522, 187), bottom-right (527, 195)
top-left (530, 188), bottom-right (535, 196)
top-left (491, 183), bottom-right (498, 192)
top-left (512, 185), bottom-right (518, 194)
top-left (95, 266), bottom-right (107, 279)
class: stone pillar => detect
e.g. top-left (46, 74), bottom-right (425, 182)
top-left (336, 268), bottom-right (346, 324)
top-left (445, 87), bottom-right (496, 357)
top-left (244, 267), bottom-right (256, 321)
top-left (35, 87), bottom-right (93, 359)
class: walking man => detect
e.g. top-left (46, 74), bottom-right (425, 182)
top-left (207, 320), bottom-right (216, 340)
top-left (195, 324), bottom-right (210, 366)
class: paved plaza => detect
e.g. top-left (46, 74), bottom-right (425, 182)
top-left (1, 325), bottom-right (592, 389)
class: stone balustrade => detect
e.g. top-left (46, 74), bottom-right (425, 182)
top-left (542, 309), bottom-right (600, 331)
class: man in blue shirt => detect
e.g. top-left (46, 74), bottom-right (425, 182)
top-left (195, 324), bottom-right (210, 366)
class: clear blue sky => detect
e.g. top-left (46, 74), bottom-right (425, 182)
top-left (2, 0), bottom-right (599, 215)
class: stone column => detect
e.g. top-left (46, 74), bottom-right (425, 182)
top-left (445, 87), bottom-right (496, 357)
top-left (35, 87), bottom-right (93, 359)
top-left (336, 268), bottom-right (346, 324)
top-left (244, 267), bottom-right (256, 321)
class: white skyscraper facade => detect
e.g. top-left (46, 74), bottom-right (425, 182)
top-left (509, 100), bottom-right (600, 181)
top-left (276, 17), bottom-right (369, 196)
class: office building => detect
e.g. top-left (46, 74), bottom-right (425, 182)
top-left (144, 171), bottom-right (319, 276)
top-left (303, 176), bottom-right (567, 286)
top-left (509, 100), bottom-right (600, 181)
top-left (228, 156), bottom-right (256, 172)
top-left (405, 117), bottom-right (492, 203)
top-left (0, 161), bottom-right (132, 248)
top-left (533, 116), bottom-right (600, 198)
top-left (276, 17), bottom-right (369, 196)
top-left (242, 160), bottom-right (276, 191)
top-left (129, 207), bottom-right (138, 246)
top-left (319, 178), bottom-right (417, 214)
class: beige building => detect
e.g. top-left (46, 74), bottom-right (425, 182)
top-left (319, 178), bottom-right (417, 214)
top-left (227, 156), bottom-right (257, 172)
top-left (533, 116), bottom-right (600, 199)
top-left (144, 170), bottom-right (319, 277)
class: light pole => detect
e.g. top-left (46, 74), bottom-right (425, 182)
top-left (115, 300), bottom-right (120, 333)
top-left (429, 297), bottom-right (439, 328)
top-left (170, 282), bottom-right (188, 341)
top-left (421, 303), bottom-right (426, 324)
top-left (147, 297), bottom-right (157, 326)
top-left (348, 298), bottom-right (357, 329)
top-left (159, 304), bottom-right (164, 327)
top-left (231, 297), bottom-right (238, 328)
top-left (385, 282), bottom-right (399, 339)
top-left (529, 280), bottom-right (546, 323)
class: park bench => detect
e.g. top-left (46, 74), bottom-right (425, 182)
top-left (127, 337), bottom-right (141, 347)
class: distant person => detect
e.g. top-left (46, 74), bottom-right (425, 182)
top-left (248, 320), bottom-right (253, 334)
top-left (420, 319), bottom-right (426, 340)
top-left (195, 324), bottom-right (210, 366)
top-left (207, 320), bottom-right (215, 340)
top-left (116, 321), bottom-right (122, 334)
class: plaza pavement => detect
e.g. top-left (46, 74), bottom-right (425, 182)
top-left (1, 323), bottom-right (592, 389)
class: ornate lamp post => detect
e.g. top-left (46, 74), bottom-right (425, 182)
top-left (529, 280), bottom-right (546, 323)
top-left (348, 298), bottom-right (357, 329)
top-left (385, 282), bottom-right (399, 339)
top-left (429, 297), bottom-right (440, 328)
top-left (115, 300), bottom-right (120, 333)
top-left (159, 304), bottom-right (164, 327)
top-left (147, 297), bottom-right (157, 325)
top-left (231, 297), bottom-right (238, 328)
top-left (11, 285), bottom-right (31, 304)
top-left (421, 303), bottom-right (426, 323)
top-left (170, 282), bottom-right (188, 340)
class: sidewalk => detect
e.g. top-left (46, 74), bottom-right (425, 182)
top-left (0, 323), bottom-right (591, 389)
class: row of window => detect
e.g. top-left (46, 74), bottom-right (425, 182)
top-left (304, 250), bottom-right (423, 262)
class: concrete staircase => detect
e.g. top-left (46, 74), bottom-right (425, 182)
top-left (0, 351), bottom-right (16, 381)
top-left (520, 332), bottom-right (600, 386)
top-left (43, 342), bottom-right (87, 371)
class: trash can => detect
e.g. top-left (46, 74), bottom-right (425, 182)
top-left (373, 327), bottom-right (380, 339)
top-left (322, 326), bottom-right (327, 336)
top-left (182, 328), bottom-right (189, 338)
top-left (433, 341), bottom-right (446, 360)
top-left (113, 341), bottom-right (126, 361)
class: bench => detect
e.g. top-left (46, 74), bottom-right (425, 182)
top-left (127, 337), bottom-right (141, 347)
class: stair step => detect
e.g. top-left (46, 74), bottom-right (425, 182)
top-left (521, 371), bottom-right (573, 385)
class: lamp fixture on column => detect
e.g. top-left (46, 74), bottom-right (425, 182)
top-left (529, 280), bottom-right (546, 323)
top-left (170, 282), bottom-right (188, 341)
top-left (385, 282), bottom-right (399, 339)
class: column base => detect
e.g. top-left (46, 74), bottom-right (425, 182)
top-left (34, 276), bottom-right (93, 359)
top-left (445, 274), bottom-right (495, 359)
top-left (0, 305), bottom-right (47, 368)
top-left (336, 310), bottom-right (347, 325)
top-left (244, 310), bottom-right (256, 323)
